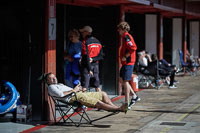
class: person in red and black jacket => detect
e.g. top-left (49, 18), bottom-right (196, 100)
top-left (117, 22), bottom-right (140, 112)
top-left (79, 26), bottom-right (103, 92)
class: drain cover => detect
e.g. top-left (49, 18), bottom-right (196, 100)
top-left (160, 122), bottom-right (186, 126)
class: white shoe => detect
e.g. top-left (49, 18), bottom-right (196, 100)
top-left (128, 96), bottom-right (141, 110)
top-left (128, 100), bottom-right (135, 110)
top-left (169, 85), bottom-right (177, 89)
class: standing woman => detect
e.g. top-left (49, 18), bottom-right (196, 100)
top-left (64, 29), bottom-right (82, 87)
top-left (117, 22), bottom-right (140, 112)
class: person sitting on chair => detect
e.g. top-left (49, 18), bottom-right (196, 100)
top-left (151, 54), bottom-right (177, 89)
top-left (44, 73), bottom-right (126, 113)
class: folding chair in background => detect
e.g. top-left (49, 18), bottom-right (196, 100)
top-left (178, 50), bottom-right (189, 71)
top-left (178, 50), bottom-right (198, 76)
top-left (137, 60), bottom-right (165, 90)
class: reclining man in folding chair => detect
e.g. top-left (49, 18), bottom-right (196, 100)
top-left (45, 73), bottom-right (126, 113)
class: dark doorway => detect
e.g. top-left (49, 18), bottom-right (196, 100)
top-left (125, 13), bottom-right (145, 52)
top-left (56, 4), bottom-right (119, 95)
top-left (0, 1), bottom-right (45, 120)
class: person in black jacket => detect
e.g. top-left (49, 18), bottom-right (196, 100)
top-left (151, 54), bottom-right (177, 89)
top-left (79, 26), bottom-right (104, 92)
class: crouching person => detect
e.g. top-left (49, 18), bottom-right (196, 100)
top-left (44, 73), bottom-right (126, 112)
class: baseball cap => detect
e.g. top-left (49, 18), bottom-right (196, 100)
top-left (79, 25), bottom-right (93, 33)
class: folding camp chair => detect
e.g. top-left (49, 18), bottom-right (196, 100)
top-left (39, 73), bottom-right (119, 127)
top-left (48, 93), bottom-right (92, 127)
top-left (178, 50), bottom-right (198, 76)
top-left (178, 50), bottom-right (189, 70)
top-left (48, 92), bottom-right (119, 127)
top-left (136, 60), bottom-right (166, 90)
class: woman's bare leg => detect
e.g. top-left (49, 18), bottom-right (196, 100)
top-left (123, 81), bottom-right (131, 104)
top-left (129, 83), bottom-right (136, 96)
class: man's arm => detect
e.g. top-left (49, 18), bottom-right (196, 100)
top-left (122, 35), bottom-right (137, 62)
top-left (72, 42), bottom-right (82, 59)
top-left (63, 84), bottom-right (81, 96)
top-left (63, 90), bottom-right (74, 97)
top-left (48, 84), bottom-right (79, 98)
top-left (125, 35), bottom-right (137, 53)
top-left (122, 52), bottom-right (130, 61)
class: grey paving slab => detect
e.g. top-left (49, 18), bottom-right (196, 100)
top-left (0, 71), bottom-right (200, 133)
top-left (0, 122), bottom-right (34, 133)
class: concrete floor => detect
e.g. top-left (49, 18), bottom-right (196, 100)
top-left (0, 71), bottom-right (200, 133)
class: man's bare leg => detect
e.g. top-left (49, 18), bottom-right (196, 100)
top-left (95, 101), bottom-right (125, 112)
top-left (101, 91), bottom-right (117, 107)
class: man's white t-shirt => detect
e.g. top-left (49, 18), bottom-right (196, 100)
top-left (48, 83), bottom-right (73, 102)
top-left (139, 57), bottom-right (148, 67)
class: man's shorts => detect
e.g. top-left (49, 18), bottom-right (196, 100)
top-left (69, 92), bottom-right (102, 107)
top-left (81, 64), bottom-right (100, 88)
top-left (120, 65), bottom-right (134, 81)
